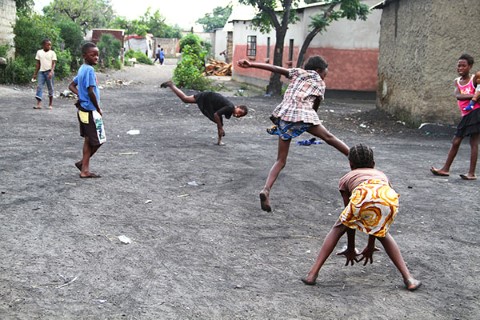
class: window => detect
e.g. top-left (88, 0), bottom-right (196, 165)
top-left (267, 37), bottom-right (271, 59)
top-left (247, 35), bottom-right (257, 57)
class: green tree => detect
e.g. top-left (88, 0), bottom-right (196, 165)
top-left (196, 5), bottom-right (233, 32)
top-left (296, 0), bottom-right (369, 67)
top-left (97, 33), bottom-right (122, 68)
top-left (238, 0), bottom-right (300, 96)
top-left (15, 0), bottom-right (34, 13)
top-left (239, 0), bottom-right (369, 96)
top-left (43, 0), bottom-right (115, 34)
top-left (109, 9), bottom-right (182, 38)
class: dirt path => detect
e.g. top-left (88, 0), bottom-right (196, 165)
top-left (0, 61), bottom-right (479, 319)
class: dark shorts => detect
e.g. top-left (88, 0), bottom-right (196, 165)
top-left (77, 108), bottom-right (106, 146)
top-left (266, 117), bottom-right (312, 141)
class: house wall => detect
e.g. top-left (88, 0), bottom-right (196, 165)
top-left (377, 0), bottom-right (480, 125)
top-left (0, 0), bottom-right (16, 58)
top-left (231, 0), bottom-right (381, 92)
top-left (154, 38), bottom-right (180, 58)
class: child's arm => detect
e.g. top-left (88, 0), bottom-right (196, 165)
top-left (237, 59), bottom-right (289, 77)
top-left (32, 60), bottom-right (40, 80)
top-left (213, 113), bottom-right (225, 145)
top-left (88, 86), bottom-right (102, 115)
top-left (464, 71), bottom-right (480, 111)
top-left (68, 81), bottom-right (78, 96)
top-left (358, 235), bottom-right (380, 265)
top-left (335, 190), bottom-right (360, 265)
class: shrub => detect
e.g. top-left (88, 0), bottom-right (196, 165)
top-left (124, 49), bottom-right (153, 65)
top-left (97, 34), bottom-right (122, 68)
top-left (54, 50), bottom-right (72, 80)
top-left (173, 44), bottom-right (211, 90)
top-left (1, 56), bottom-right (33, 84)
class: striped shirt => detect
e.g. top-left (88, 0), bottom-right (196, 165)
top-left (271, 68), bottom-right (325, 125)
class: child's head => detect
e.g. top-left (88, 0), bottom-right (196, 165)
top-left (457, 53), bottom-right (474, 76)
top-left (41, 38), bottom-right (52, 51)
top-left (82, 42), bottom-right (99, 66)
top-left (348, 144), bottom-right (375, 169)
top-left (233, 105), bottom-right (248, 118)
top-left (304, 55), bottom-right (328, 79)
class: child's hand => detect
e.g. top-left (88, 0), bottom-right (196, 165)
top-left (358, 245), bottom-right (380, 265)
top-left (336, 247), bottom-right (360, 266)
top-left (237, 59), bottom-right (251, 68)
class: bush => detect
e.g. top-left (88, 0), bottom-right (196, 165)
top-left (0, 56), bottom-right (33, 84)
top-left (97, 34), bottom-right (122, 68)
top-left (0, 45), bottom-right (9, 57)
top-left (54, 50), bottom-right (72, 80)
top-left (124, 49), bottom-right (153, 65)
top-left (173, 45), bottom-right (211, 90)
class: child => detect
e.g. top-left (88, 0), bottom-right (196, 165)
top-left (32, 38), bottom-right (57, 110)
top-left (159, 48), bottom-right (165, 65)
top-left (153, 45), bottom-right (161, 64)
top-left (431, 53), bottom-right (480, 180)
top-left (68, 42), bottom-right (106, 178)
top-left (237, 56), bottom-right (349, 212)
top-left (301, 144), bottom-right (421, 291)
top-left (160, 80), bottom-right (248, 145)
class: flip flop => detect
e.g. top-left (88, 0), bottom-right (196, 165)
top-left (75, 162), bottom-right (82, 171)
top-left (33, 106), bottom-right (42, 109)
top-left (259, 190), bottom-right (272, 212)
top-left (430, 167), bottom-right (449, 176)
top-left (460, 174), bottom-right (477, 180)
top-left (79, 173), bottom-right (101, 179)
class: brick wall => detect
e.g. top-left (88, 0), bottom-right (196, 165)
top-left (0, 0), bottom-right (16, 57)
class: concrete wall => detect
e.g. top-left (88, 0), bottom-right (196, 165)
top-left (231, 0), bottom-right (381, 92)
top-left (377, 0), bottom-right (480, 125)
top-left (0, 0), bottom-right (16, 58)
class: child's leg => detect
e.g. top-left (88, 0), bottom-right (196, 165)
top-left (465, 133), bottom-right (479, 178)
top-left (260, 138), bottom-right (291, 212)
top-left (46, 76), bottom-right (54, 108)
top-left (301, 222), bottom-right (349, 285)
top-left (307, 124), bottom-right (349, 156)
top-left (377, 234), bottom-right (421, 291)
top-left (160, 81), bottom-right (196, 103)
top-left (431, 136), bottom-right (462, 175)
top-left (80, 138), bottom-right (101, 178)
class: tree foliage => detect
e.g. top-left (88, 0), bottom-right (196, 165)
top-left (108, 8), bottom-right (182, 38)
top-left (43, 0), bottom-right (115, 34)
top-left (238, 0), bottom-right (370, 95)
top-left (296, 0), bottom-right (369, 67)
top-left (196, 5), bottom-right (233, 32)
top-left (238, 0), bottom-right (300, 95)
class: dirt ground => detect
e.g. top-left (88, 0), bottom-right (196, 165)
top-left (1, 60), bottom-right (479, 320)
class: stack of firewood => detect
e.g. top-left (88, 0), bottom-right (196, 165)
top-left (204, 59), bottom-right (232, 76)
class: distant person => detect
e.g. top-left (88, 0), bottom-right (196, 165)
top-left (159, 48), bottom-right (165, 65)
top-left (301, 144), bottom-right (422, 291)
top-left (237, 56), bottom-right (349, 212)
top-left (32, 38), bottom-right (57, 110)
top-left (153, 45), bottom-right (161, 64)
top-left (431, 53), bottom-right (480, 180)
top-left (160, 80), bottom-right (248, 145)
top-left (68, 42), bottom-right (106, 178)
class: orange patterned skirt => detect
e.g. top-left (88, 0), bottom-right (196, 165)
top-left (340, 179), bottom-right (399, 238)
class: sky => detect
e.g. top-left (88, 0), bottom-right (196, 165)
top-left (33, 0), bottom-right (234, 30)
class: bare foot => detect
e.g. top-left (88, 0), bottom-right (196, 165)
top-left (430, 167), bottom-right (449, 176)
top-left (301, 276), bottom-right (317, 286)
top-left (79, 173), bottom-right (101, 179)
top-left (160, 80), bottom-right (173, 88)
top-left (259, 188), bottom-right (271, 212)
top-left (404, 278), bottom-right (422, 291)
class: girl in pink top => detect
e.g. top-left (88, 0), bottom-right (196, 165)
top-left (237, 56), bottom-right (349, 212)
top-left (301, 144), bottom-right (421, 291)
top-left (431, 53), bottom-right (480, 180)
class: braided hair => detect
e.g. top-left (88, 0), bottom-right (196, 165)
top-left (348, 144), bottom-right (374, 169)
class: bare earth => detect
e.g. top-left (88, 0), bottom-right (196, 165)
top-left (1, 60), bottom-right (479, 320)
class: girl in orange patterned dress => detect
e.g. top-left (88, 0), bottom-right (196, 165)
top-left (301, 144), bottom-right (421, 291)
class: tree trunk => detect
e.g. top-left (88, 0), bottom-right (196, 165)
top-left (296, 29), bottom-right (319, 68)
top-left (267, 28), bottom-right (288, 96)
